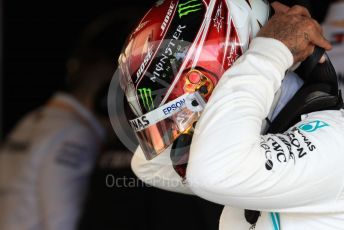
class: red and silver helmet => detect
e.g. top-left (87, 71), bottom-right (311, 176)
top-left (118, 0), bottom-right (271, 160)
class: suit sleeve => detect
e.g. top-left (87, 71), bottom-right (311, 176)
top-left (131, 146), bottom-right (193, 195)
top-left (37, 125), bottom-right (99, 230)
top-left (187, 37), bottom-right (344, 213)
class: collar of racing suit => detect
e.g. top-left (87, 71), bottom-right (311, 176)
top-left (261, 71), bottom-right (304, 133)
top-left (47, 92), bottom-right (106, 143)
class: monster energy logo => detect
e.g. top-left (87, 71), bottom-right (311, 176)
top-left (138, 88), bottom-right (155, 111)
top-left (178, 0), bottom-right (202, 18)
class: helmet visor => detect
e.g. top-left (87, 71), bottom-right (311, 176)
top-left (129, 92), bottom-right (206, 160)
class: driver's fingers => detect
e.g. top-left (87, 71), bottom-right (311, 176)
top-left (307, 28), bottom-right (332, 50)
top-left (287, 5), bottom-right (311, 18)
top-left (311, 18), bottom-right (323, 34)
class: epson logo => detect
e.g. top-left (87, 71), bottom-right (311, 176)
top-left (162, 99), bottom-right (186, 115)
top-left (161, 1), bottom-right (176, 35)
top-left (136, 47), bottom-right (153, 82)
top-left (130, 116), bottom-right (150, 131)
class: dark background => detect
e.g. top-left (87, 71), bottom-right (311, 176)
top-left (2, 0), bottom-right (332, 137)
top-left (3, 0), bottom-right (158, 137)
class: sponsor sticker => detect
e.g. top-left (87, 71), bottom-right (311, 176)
top-left (138, 88), bottom-right (154, 111)
top-left (261, 127), bottom-right (318, 171)
top-left (129, 92), bottom-right (206, 132)
top-left (161, 1), bottom-right (177, 35)
top-left (178, 0), bottom-right (203, 18)
top-left (136, 46), bottom-right (154, 82)
top-left (299, 120), bottom-right (329, 132)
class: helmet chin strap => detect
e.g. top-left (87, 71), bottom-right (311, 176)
top-left (295, 46), bottom-right (326, 82)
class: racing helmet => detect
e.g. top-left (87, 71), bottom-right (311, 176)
top-left (118, 0), bottom-right (271, 160)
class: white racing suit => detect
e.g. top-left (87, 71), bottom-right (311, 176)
top-left (132, 37), bottom-right (344, 229)
top-left (0, 93), bottom-right (105, 230)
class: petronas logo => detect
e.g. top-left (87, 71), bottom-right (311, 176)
top-left (178, 0), bottom-right (202, 18)
top-left (138, 88), bottom-right (154, 111)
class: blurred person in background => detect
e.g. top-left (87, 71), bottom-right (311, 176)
top-left (0, 14), bottom-right (116, 230)
top-left (322, 0), bottom-right (344, 94)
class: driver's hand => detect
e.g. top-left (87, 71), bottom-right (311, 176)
top-left (257, 2), bottom-right (332, 64)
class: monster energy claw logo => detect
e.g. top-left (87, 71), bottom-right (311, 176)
top-left (138, 88), bottom-right (155, 111)
top-left (178, 0), bottom-right (202, 18)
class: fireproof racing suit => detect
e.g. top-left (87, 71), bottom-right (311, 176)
top-left (132, 37), bottom-right (344, 229)
top-left (0, 93), bottom-right (105, 230)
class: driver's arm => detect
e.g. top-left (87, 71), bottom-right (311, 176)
top-left (132, 146), bottom-right (193, 195)
top-left (186, 7), bottom-right (341, 211)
